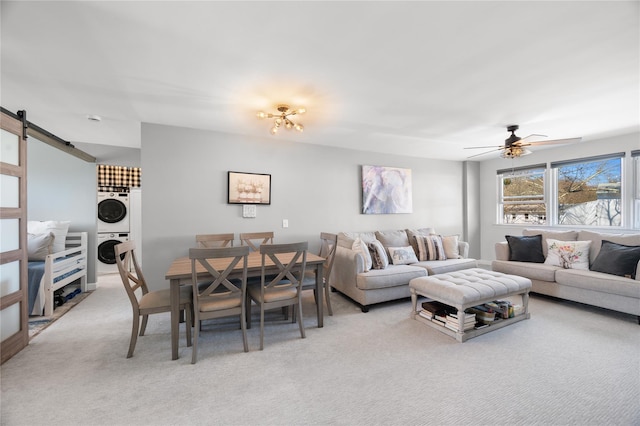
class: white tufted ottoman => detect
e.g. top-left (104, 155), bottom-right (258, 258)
top-left (410, 268), bottom-right (531, 342)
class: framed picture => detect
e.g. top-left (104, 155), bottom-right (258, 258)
top-left (362, 165), bottom-right (412, 214)
top-left (228, 171), bottom-right (271, 205)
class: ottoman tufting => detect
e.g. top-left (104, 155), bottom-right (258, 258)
top-left (410, 268), bottom-right (531, 342)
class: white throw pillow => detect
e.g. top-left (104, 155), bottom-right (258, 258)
top-left (352, 238), bottom-right (372, 272)
top-left (387, 246), bottom-right (419, 265)
top-left (544, 239), bottom-right (591, 270)
top-left (27, 232), bottom-right (55, 261)
top-left (441, 235), bottom-right (460, 259)
top-left (27, 221), bottom-right (70, 253)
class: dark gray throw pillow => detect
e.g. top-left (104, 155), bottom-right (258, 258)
top-left (505, 235), bottom-right (545, 263)
top-left (590, 240), bottom-right (640, 279)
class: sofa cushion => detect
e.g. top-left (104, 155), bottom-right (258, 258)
top-left (441, 235), bottom-right (460, 259)
top-left (523, 229), bottom-right (579, 257)
top-left (492, 260), bottom-right (558, 282)
top-left (406, 228), bottom-right (435, 257)
top-left (368, 240), bottom-right (389, 270)
top-left (387, 246), bottom-right (419, 265)
top-left (375, 230), bottom-right (410, 250)
top-left (338, 231), bottom-right (377, 249)
top-left (506, 235), bottom-right (545, 263)
top-left (412, 258), bottom-right (478, 275)
top-left (590, 240), bottom-right (640, 279)
top-left (543, 239), bottom-right (591, 270)
top-left (356, 265), bottom-right (427, 290)
top-left (556, 268), bottom-right (640, 299)
top-left (578, 231), bottom-right (640, 264)
top-left (415, 235), bottom-right (446, 261)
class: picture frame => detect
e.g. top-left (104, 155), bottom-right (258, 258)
top-left (227, 171), bottom-right (271, 205)
top-left (361, 165), bottom-right (412, 214)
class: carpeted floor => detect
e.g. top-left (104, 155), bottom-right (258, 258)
top-left (28, 292), bottom-right (93, 339)
top-left (2, 274), bottom-right (639, 426)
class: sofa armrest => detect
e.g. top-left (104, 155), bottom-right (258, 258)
top-left (495, 241), bottom-right (509, 261)
top-left (331, 245), bottom-right (365, 291)
top-left (636, 260), bottom-right (640, 282)
top-left (458, 240), bottom-right (469, 258)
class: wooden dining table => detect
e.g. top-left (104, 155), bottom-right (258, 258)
top-left (165, 251), bottom-right (325, 360)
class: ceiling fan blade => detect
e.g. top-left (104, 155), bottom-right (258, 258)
top-left (519, 133), bottom-right (547, 141)
top-left (466, 148), bottom-right (503, 159)
top-left (464, 145), bottom-right (503, 149)
top-left (518, 137), bottom-right (582, 147)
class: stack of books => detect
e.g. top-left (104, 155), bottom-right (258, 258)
top-left (419, 300), bottom-right (455, 325)
top-left (445, 311), bottom-right (476, 332)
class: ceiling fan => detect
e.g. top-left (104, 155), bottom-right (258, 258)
top-left (465, 125), bottom-right (582, 159)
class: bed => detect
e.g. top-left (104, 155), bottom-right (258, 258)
top-left (28, 232), bottom-right (88, 317)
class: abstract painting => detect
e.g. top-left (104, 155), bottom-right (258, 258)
top-left (362, 165), bottom-right (412, 214)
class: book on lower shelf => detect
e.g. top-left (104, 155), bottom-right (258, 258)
top-left (445, 311), bottom-right (476, 332)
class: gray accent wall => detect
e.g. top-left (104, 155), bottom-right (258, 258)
top-left (478, 132), bottom-right (640, 262)
top-left (141, 123), bottom-right (473, 290)
top-left (27, 138), bottom-right (98, 284)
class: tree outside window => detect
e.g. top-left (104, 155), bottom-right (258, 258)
top-left (500, 167), bottom-right (546, 224)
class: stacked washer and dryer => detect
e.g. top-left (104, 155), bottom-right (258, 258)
top-left (97, 192), bottom-right (130, 274)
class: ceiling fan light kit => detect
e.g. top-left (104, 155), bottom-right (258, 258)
top-left (257, 104), bottom-right (305, 135)
top-left (465, 124), bottom-right (582, 159)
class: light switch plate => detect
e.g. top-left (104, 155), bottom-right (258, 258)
top-left (242, 204), bottom-right (256, 218)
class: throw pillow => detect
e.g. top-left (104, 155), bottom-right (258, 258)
top-left (27, 220), bottom-right (70, 253)
top-left (590, 240), bottom-right (640, 279)
top-left (415, 235), bottom-right (447, 261)
top-left (505, 235), bottom-right (545, 263)
top-left (27, 232), bottom-right (55, 261)
top-left (441, 235), bottom-right (460, 259)
top-left (352, 238), bottom-right (372, 272)
top-left (387, 246), bottom-right (419, 265)
top-left (367, 240), bottom-right (389, 270)
top-left (543, 239), bottom-right (591, 270)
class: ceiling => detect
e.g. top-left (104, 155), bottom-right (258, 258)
top-left (1, 1), bottom-right (638, 161)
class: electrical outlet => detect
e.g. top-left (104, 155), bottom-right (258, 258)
top-left (282, 219), bottom-right (289, 228)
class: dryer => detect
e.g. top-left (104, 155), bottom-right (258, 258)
top-left (97, 232), bottom-right (129, 274)
top-left (98, 192), bottom-right (130, 233)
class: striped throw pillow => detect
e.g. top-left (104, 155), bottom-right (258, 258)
top-left (415, 235), bottom-right (447, 261)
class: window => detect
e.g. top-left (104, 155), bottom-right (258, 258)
top-left (551, 154), bottom-right (623, 227)
top-left (633, 150), bottom-right (640, 229)
top-left (498, 165), bottom-right (546, 225)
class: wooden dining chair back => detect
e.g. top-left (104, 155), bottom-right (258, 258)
top-left (239, 231), bottom-right (274, 252)
top-left (302, 232), bottom-right (338, 316)
top-left (114, 240), bottom-right (192, 358)
top-left (195, 233), bottom-right (234, 248)
top-left (189, 245), bottom-right (250, 363)
top-left (247, 241), bottom-right (308, 350)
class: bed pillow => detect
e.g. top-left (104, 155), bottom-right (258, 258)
top-left (27, 232), bottom-right (55, 261)
top-left (415, 235), bottom-right (447, 261)
top-left (505, 235), bottom-right (545, 263)
top-left (27, 220), bottom-right (70, 253)
top-left (590, 240), bottom-right (640, 279)
top-left (368, 240), bottom-right (389, 270)
top-left (543, 239), bottom-right (591, 270)
top-left (387, 246), bottom-right (419, 265)
top-left (352, 238), bottom-right (372, 272)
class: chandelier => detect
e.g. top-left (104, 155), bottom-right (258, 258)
top-left (256, 104), bottom-right (305, 135)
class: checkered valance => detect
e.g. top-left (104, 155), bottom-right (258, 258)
top-left (97, 164), bottom-right (141, 192)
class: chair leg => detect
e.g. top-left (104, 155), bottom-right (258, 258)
top-left (297, 298), bottom-right (306, 339)
top-left (246, 294), bottom-right (252, 329)
top-left (192, 315), bottom-right (199, 364)
top-left (324, 281), bottom-right (333, 316)
top-left (240, 307), bottom-right (249, 353)
top-left (128, 314), bottom-right (140, 358)
top-left (184, 306), bottom-right (192, 347)
top-left (259, 304), bottom-right (265, 350)
top-left (139, 314), bottom-right (149, 336)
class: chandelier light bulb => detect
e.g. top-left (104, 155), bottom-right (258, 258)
top-left (270, 126), bottom-right (278, 135)
top-left (257, 111), bottom-right (266, 119)
top-left (294, 123), bottom-right (304, 132)
top-left (297, 107), bottom-right (306, 114)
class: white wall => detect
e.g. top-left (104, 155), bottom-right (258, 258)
top-left (478, 132), bottom-right (640, 261)
top-left (140, 123), bottom-right (474, 289)
top-left (27, 138), bottom-right (98, 283)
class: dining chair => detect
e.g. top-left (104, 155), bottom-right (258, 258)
top-left (301, 232), bottom-right (337, 316)
top-left (189, 246), bottom-right (250, 364)
top-left (247, 241), bottom-right (308, 350)
top-left (239, 231), bottom-right (274, 252)
top-left (195, 233), bottom-right (234, 248)
top-left (114, 240), bottom-right (192, 358)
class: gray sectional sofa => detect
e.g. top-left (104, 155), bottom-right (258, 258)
top-left (492, 229), bottom-right (640, 322)
top-left (331, 229), bottom-right (477, 311)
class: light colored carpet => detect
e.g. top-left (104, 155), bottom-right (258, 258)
top-left (1, 274), bottom-right (639, 426)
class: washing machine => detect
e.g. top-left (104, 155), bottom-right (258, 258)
top-left (97, 232), bottom-right (129, 274)
top-left (97, 192), bottom-right (130, 233)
